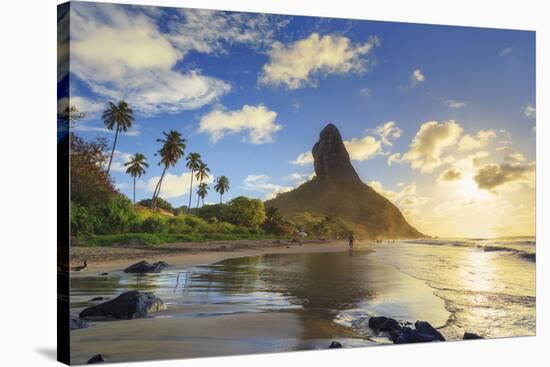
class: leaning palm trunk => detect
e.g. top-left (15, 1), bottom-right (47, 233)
top-left (106, 124), bottom-right (120, 176)
top-left (151, 166), bottom-right (167, 210)
top-left (187, 170), bottom-right (194, 213)
top-left (196, 178), bottom-right (203, 208)
top-left (220, 193), bottom-right (223, 204)
top-left (133, 176), bottom-right (136, 204)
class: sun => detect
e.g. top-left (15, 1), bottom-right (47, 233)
top-left (454, 176), bottom-right (491, 201)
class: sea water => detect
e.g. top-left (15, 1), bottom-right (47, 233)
top-left (70, 237), bottom-right (535, 344)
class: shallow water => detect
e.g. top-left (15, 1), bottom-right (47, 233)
top-left (70, 238), bottom-right (536, 361)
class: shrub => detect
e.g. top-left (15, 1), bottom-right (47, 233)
top-left (137, 197), bottom-right (174, 213)
top-left (70, 202), bottom-right (100, 237)
top-left (224, 196), bottom-right (266, 228)
top-left (166, 216), bottom-right (192, 233)
top-left (140, 214), bottom-right (168, 233)
top-left (95, 196), bottom-right (139, 235)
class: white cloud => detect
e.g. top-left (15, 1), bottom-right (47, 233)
top-left (70, 3), bottom-right (276, 114)
top-left (524, 104), bottom-right (536, 118)
top-left (397, 120), bottom-right (463, 173)
top-left (58, 96), bottom-right (105, 117)
top-left (474, 161), bottom-right (535, 192)
top-left (360, 87), bottom-right (372, 97)
top-left (259, 33), bottom-right (379, 89)
top-left (437, 167), bottom-right (464, 183)
top-left (409, 68), bottom-right (425, 87)
top-left (144, 171), bottom-right (213, 199)
top-left (199, 104), bottom-right (282, 144)
top-left (458, 130), bottom-right (496, 151)
top-left (291, 132), bottom-right (383, 165)
top-left (375, 121), bottom-right (402, 146)
top-left (241, 175), bottom-right (292, 199)
top-left (369, 180), bottom-right (428, 207)
top-left (387, 152), bottom-right (402, 166)
top-left (499, 46), bottom-right (513, 57)
top-left (105, 150), bottom-right (133, 173)
top-left (167, 8), bottom-right (289, 56)
top-left (344, 135), bottom-right (382, 161)
top-left (290, 151), bottom-right (314, 165)
top-left (445, 99), bottom-right (466, 108)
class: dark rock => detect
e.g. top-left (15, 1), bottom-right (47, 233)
top-left (70, 315), bottom-right (88, 330)
top-left (369, 316), bottom-right (402, 333)
top-left (124, 260), bottom-right (169, 273)
top-left (99, 273), bottom-right (109, 276)
top-left (90, 297), bottom-right (108, 302)
top-left (393, 327), bottom-right (440, 344)
top-left (312, 124), bottom-right (361, 183)
top-left (80, 291), bottom-right (164, 321)
top-left (265, 124), bottom-right (423, 239)
top-left (328, 341), bottom-right (343, 349)
top-left (463, 332), bottom-right (484, 340)
top-left (414, 320), bottom-right (445, 341)
top-left (86, 354), bottom-right (105, 364)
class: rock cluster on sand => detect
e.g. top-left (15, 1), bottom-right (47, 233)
top-left (80, 291), bottom-right (164, 321)
top-left (124, 260), bottom-right (169, 273)
top-left (368, 316), bottom-right (445, 344)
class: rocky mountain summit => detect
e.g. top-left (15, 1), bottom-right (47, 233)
top-left (266, 123), bottom-right (423, 239)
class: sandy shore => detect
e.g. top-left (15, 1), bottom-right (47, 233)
top-left (70, 310), bottom-right (375, 364)
top-left (70, 239), bottom-right (353, 275)
top-left (70, 239), bottom-right (374, 364)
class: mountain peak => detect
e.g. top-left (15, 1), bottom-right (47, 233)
top-left (312, 123), bottom-right (361, 182)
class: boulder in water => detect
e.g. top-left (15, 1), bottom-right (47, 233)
top-left (70, 315), bottom-right (88, 330)
top-left (393, 327), bottom-right (440, 344)
top-left (124, 260), bottom-right (169, 273)
top-left (80, 291), bottom-right (164, 321)
top-left (463, 332), bottom-right (484, 340)
top-left (328, 341), bottom-right (343, 349)
top-left (86, 354), bottom-right (105, 364)
top-left (414, 320), bottom-right (445, 341)
top-left (369, 316), bottom-right (402, 333)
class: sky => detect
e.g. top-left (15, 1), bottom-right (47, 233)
top-left (60, 1), bottom-right (536, 238)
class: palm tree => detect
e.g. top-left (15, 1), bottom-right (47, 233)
top-left (124, 153), bottom-right (148, 204)
top-left (197, 183), bottom-right (209, 207)
top-left (214, 176), bottom-right (230, 204)
top-left (185, 153), bottom-right (201, 213)
top-left (102, 100), bottom-right (135, 176)
top-left (151, 130), bottom-right (186, 210)
top-left (195, 162), bottom-right (210, 208)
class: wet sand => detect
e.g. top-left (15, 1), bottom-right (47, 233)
top-left (70, 240), bottom-right (368, 364)
top-left (71, 310), bottom-right (374, 364)
top-left (70, 239), bottom-right (352, 276)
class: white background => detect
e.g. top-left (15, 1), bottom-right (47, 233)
top-left (0, 0), bottom-right (546, 366)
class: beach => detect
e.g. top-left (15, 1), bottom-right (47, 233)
top-left (70, 239), bottom-right (348, 275)
top-left (69, 238), bottom-right (536, 364)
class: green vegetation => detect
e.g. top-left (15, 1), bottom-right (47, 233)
top-left (70, 102), bottom-right (351, 248)
top-left (137, 198), bottom-right (174, 213)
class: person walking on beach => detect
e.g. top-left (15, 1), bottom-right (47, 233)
top-left (348, 232), bottom-right (354, 249)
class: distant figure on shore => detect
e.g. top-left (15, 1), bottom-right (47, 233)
top-left (71, 259), bottom-right (88, 272)
top-left (348, 232), bottom-right (354, 249)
